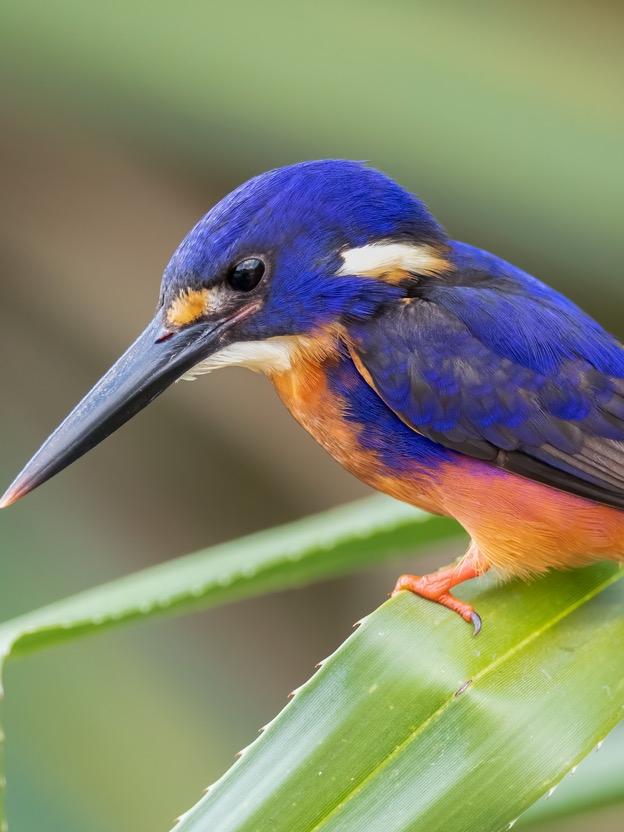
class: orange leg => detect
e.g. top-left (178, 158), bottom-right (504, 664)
top-left (391, 556), bottom-right (486, 635)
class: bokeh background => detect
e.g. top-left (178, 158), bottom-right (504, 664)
top-left (0, 2), bottom-right (623, 830)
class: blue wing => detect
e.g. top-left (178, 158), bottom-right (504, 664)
top-left (348, 243), bottom-right (624, 509)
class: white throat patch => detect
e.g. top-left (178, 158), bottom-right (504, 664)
top-left (337, 242), bottom-right (446, 278)
top-left (180, 337), bottom-right (298, 381)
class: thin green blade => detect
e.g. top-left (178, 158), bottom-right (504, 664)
top-left (0, 496), bottom-right (458, 829)
top-left (173, 564), bottom-right (624, 832)
top-left (0, 496), bottom-right (456, 660)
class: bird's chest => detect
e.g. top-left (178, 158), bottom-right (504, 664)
top-left (271, 358), bottom-right (371, 477)
top-left (270, 353), bottom-right (449, 515)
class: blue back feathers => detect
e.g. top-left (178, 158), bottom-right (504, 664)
top-left (445, 243), bottom-right (624, 378)
top-left (348, 240), bottom-right (624, 506)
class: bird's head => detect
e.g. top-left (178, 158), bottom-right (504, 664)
top-left (1, 160), bottom-right (448, 506)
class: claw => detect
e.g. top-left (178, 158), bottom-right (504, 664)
top-left (391, 560), bottom-right (487, 634)
top-left (470, 610), bottom-right (482, 636)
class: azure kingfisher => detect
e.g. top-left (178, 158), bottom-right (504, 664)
top-left (2, 160), bottom-right (624, 633)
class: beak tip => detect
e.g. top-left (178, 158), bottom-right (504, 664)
top-left (0, 481), bottom-right (28, 509)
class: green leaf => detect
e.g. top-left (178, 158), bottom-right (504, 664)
top-left (0, 496), bottom-right (459, 829)
top-left (0, 497), bottom-right (455, 660)
top-left (519, 723), bottom-right (624, 827)
top-left (172, 563), bottom-right (624, 832)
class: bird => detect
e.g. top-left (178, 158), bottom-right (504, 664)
top-left (2, 159), bottom-right (624, 633)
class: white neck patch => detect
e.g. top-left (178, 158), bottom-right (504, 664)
top-left (180, 336), bottom-right (298, 381)
top-left (337, 242), bottom-right (446, 278)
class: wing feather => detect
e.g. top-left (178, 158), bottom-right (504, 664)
top-left (348, 269), bottom-right (624, 509)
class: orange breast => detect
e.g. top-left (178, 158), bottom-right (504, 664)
top-left (435, 457), bottom-right (624, 576)
top-left (270, 352), bottom-right (448, 517)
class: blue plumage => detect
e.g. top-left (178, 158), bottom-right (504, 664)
top-left (444, 242), bottom-right (624, 376)
top-left (325, 350), bottom-right (455, 471)
top-left (349, 239), bottom-right (624, 506)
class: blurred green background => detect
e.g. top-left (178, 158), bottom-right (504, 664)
top-left (0, 2), bottom-right (622, 830)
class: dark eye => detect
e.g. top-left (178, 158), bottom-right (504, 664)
top-left (226, 258), bottom-right (265, 292)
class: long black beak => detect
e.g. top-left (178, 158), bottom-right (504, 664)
top-left (0, 311), bottom-right (236, 508)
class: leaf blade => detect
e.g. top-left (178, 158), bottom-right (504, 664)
top-left (519, 722), bottom-right (624, 827)
top-left (0, 496), bottom-right (458, 660)
top-left (0, 496), bottom-right (459, 828)
top-left (173, 564), bottom-right (624, 832)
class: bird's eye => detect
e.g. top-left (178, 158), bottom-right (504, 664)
top-left (226, 258), bottom-right (265, 292)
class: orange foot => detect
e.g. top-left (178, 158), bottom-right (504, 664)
top-left (391, 559), bottom-right (485, 635)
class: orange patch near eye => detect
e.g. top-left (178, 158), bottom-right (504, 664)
top-left (166, 288), bottom-right (210, 327)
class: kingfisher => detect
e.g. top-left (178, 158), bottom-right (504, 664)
top-left (3, 160), bottom-right (624, 633)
